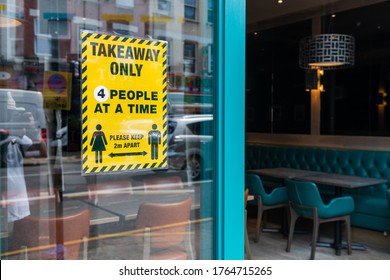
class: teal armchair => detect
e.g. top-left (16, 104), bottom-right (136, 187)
top-left (245, 173), bottom-right (288, 242)
top-left (387, 189), bottom-right (390, 209)
top-left (387, 189), bottom-right (390, 234)
top-left (285, 179), bottom-right (355, 260)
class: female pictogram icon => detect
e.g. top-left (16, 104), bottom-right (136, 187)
top-left (90, 124), bottom-right (108, 163)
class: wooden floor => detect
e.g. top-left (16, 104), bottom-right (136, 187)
top-left (246, 214), bottom-right (390, 260)
top-left (5, 206), bottom-right (388, 260)
top-left (86, 213), bottom-right (390, 260)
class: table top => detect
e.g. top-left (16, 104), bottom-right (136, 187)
top-left (2, 189), bottom-right (199, 238)
top-left (28, 199), bottom-right (120, 226)
top-left (82, 188), bottom-right (199, 221)
top-left (247, 167), bottom-right (321, 179)
top-left (294, 173), bottom-right (388, 189)
top-left (1, 199), bottom-right (120, 239)
top-left (247, 167), bottom-right (388, 189)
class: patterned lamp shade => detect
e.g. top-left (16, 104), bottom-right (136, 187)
top-left (299, 34), bottom-right (355, 70)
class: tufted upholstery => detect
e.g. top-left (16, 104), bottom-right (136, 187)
top-left (245, 144), bottom-right (390, 232)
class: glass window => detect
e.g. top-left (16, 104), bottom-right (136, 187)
top-left (187, 120), bottom-right (212, 135)
top-left (116, 0), bottom-right (135, 8)
top-left (0, 0), bottom-right (215, 260)
top-left (34, 35), bottom-right (52, 56)
top-left (184, 41), bottom-right (197, 74)
top-left (158, 0), bottom-right (171, 14)
top-left (207, 0), bottom-right (213, 23)
top-left (184, 0), bottom-right (197, 21)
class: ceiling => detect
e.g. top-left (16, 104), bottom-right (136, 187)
top-left (246, 0), bottom-right (388, 33)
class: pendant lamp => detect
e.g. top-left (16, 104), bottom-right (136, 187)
top-left (299, 34), bottom-right (355, 70)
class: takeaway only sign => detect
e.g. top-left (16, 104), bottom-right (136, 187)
top-left (81, 31), bottom-right (168, 175)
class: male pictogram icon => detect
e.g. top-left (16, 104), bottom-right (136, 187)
top-left (148, 124), bottom-right (161, 160)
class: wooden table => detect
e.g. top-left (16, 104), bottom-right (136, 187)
top-left (294, 173), bottom-right (387, 196)
top-left (81, 188), bottom-right (200, 222)
top-left (1, 198), bottom-right (120, 239)
top-left (28, 199), bottom-right (120, 226)
top-left (247, 167), bottom-right (321, 180)
top-left (294, 173), bottom-right (387, 255)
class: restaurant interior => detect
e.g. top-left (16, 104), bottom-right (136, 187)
top-left (244, 0), bottom-right (390, 259)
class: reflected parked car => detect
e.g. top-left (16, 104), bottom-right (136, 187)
top-left (168, 114), bottom-right (213, 180)
top-left (0, 89), bottom-right (47, 158)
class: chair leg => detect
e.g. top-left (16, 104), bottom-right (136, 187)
top-left (345, 217), bottom-right (352, 255)
top-left (254, 198), bottom-right (264, 243)
top-left (245, 209), bottom-right (252, 259)
top-left (82, 236), bottom-right (88, 260)
top-left (310, 214), bottom-right (319, 260)
top-left (185, 223), bottom-right (195, 260)
top-left (19, 245), bottom-right (28, 260)
top-left (286, 207), bottom-right (298, 252)
top-left (143, 228), bottom-right (151, 260)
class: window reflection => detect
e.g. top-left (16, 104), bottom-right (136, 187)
top-left (184, 0), bottom-right (197, 21)
top-left (1, 0), bottom-right (214, 260)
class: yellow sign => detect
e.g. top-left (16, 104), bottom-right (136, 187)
top-left (81, 31), bottom-right (168, 175)
top-left (43, 71), bottom-right (72, 110)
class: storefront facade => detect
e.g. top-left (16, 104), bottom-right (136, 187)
top-left (0, 0), bottom-right (245, 260)
top-left (4, 0), bottom-right (388, 262)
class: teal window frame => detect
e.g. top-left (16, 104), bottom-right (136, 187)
top-left (215, 0), bottom-right (246, 260)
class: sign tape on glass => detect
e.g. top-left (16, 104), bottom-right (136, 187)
top-left (81, 30), bottom-right (168, 175)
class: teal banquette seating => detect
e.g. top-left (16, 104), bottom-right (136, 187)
top-left (245, 144), bottom-right (390, 233)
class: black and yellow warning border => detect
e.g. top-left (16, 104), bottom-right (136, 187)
top-left (81, 30), bottom-right (168, 175)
